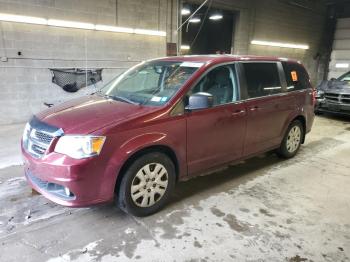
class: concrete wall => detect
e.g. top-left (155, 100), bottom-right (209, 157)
top-left (0, 0), bottom-right (329, 125)
top-left (188, 0), bottom-right (328, 84)
top-left (187, 0), bottom-right (254, 55)
top-left (248, 0), bottom-right (327, 85)
top-left (0, 0), bottom-right (177, 125)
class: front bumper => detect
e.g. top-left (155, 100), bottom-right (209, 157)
top-left (22, 146), bottom-right (115, 207)
top-left (315, 98), bottom-right (350, 116)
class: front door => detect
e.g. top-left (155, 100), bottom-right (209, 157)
top-left (185, 64), bottom-right (247, 176)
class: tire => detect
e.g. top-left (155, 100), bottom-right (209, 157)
top-left (117, 152), bottom-right (176, 217)
top-left (276, 120), bottom-right (304, 159)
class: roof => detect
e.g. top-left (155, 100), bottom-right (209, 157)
top-left (157, 55), bottom-right (299, 64)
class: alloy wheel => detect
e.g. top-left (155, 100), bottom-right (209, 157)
top-left (131, 163), bottom-right (168, 207)
top-left (286, 125), bottom-right (301, 153)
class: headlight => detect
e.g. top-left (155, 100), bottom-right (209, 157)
top-left (55, 135), bottom-right (106, 159)
top-left (316, 90), bottom-right (324, 98)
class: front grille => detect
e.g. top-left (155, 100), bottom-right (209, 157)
top-left (23, 117), bottom-right (63, 159)
top-left (342, 94), bottom-right (350, 104)
top-left (34, 130), bottom-right (53, 144)
top-left (26, 171), bottom-right (75, 200)
top-left (325, 93), bottom-right (340, 103)
top-left (24, 128), bottom-right (54, 158)
top-left (325, 92), bottom-right (350, 105)
top-left (31, 144), bottom-right (47, 155)
top-left (325, 93), bottom-right (338, 97)
top-left (28, 171), bottom-right (48, 188)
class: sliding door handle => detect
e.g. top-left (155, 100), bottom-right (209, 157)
top-left (231, 109), bottom-right (246, 117)
top-left (249, 106), bottom-right (259, 111)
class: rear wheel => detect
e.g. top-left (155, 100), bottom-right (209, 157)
top-left (117, 152), bottom-right (176, 217)
top-left (277, 120), bottom-right (303, 158)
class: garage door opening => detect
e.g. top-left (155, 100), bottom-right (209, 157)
top-left (181, 3), bottom-right (236, 55)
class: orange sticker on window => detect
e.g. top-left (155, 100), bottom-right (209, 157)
top-left (291, 71), bottom-right (298, 81)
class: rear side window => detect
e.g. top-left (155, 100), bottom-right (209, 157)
top-left (282, 62), bottom-right (311, 91)
top-left (242, 63), bottom-right (282, 98)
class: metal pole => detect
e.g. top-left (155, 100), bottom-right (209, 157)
top-left (177, 0), bottom-right (209, 31)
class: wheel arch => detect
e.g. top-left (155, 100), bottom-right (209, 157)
top-left (114, 145), bottom-right (180, 194)
top-left (292, 115), bottom-right (306, 144)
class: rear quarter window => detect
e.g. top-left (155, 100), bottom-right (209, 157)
top-left (282, 62), bottom-right (311, 91)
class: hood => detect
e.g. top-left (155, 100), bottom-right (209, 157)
top-left (35, 95), bottom-right (159, 134)
top-left (318, 80), bottom-right (350, 94)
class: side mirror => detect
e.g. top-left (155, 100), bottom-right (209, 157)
top-left (330, 78), bottom-right (336, 81)
top-left (185, 92), bottom-right (213, 111)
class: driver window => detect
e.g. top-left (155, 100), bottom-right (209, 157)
top-left (188, 64), bottom-right (238, 106)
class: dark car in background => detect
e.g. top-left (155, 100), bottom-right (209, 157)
top-left (315, 71), bottom-right (350, 115)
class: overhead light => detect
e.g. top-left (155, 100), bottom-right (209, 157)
top-left (209, 14), bottom-right (223, 20)
top-left (0, 13), bottom-right (47, 25)
top-left (95, 24), bottom-right (134, 34)
top-left (181, 45), bottom-right (190, 50)
top-left (134, 29), bottom-right (166, 36)
top-left (181, 8), bottom-right (191, 16)
top-left (48, 19), bottom-right (95, 30)
top-left (335, 63), bottom-right (349, 68)
top-left (0, 13), bottom-right (166, 37)
top-left (251, 40), bottom-right (309, 50)
top-left (189, 17), bottom-right (201, 23)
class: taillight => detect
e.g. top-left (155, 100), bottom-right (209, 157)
top-left (312, 88), bottom-right (317, 106)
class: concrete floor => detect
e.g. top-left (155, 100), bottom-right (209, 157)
top-left (0, 115), bottom-right (349, 262)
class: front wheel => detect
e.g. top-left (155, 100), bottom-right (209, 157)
top-left (277, 120), bottom-right (304, 159)
top-left (116, 152), bottom-right (176, 217)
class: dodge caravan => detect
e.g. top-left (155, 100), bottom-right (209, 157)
top-left (22, 55), bottom-right (315, 216)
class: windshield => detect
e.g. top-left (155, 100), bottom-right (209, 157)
top-left (100, 61), bottom-right (201, 106)
top-left (337, 72), bottom-right (350, 82)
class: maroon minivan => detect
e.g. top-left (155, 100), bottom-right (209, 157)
top-left (22, 55), bottom-right (315, 216)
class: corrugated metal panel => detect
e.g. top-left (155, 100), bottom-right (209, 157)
top-left (331, 50), bottom-right (350, 60)
top-left (184, 0), bottom-right (327, 83)
top-left (333, 39), bottom-right (350, 49)
top-left (329, 18), bottom-right (350, 79)
top-left (336, 18), bottom-right (350, 29)
top-left (334, 29), bottom-right (350, 39)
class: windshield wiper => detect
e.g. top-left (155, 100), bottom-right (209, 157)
top-left (105, 94), bottom-right (140, 105)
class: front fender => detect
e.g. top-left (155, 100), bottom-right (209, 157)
top-left (120, 132), bottom-right (168, 155)
top-left (104, 131), bottom-right (186, 193)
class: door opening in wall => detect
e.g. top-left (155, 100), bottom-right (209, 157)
top-left (180, 2), bottom-right (236, 55)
